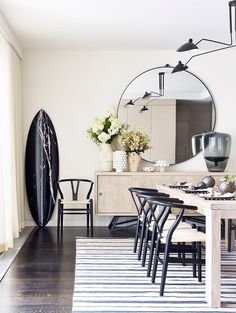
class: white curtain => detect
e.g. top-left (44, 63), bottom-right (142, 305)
top-left (0, 32), bottom-right (24, 253)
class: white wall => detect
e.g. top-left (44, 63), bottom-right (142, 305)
top-left (22, 49), bottom-right (236, 226)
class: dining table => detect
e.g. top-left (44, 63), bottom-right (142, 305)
top-left (157, 184), bottom-right (236, 308)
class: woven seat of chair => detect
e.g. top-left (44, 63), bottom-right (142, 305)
top-left (161, 228), bottom-right (206, 243)
top-left (60, 199), bottom-right (90, 205)
top-left (149, 220), bottom-right (192, 231)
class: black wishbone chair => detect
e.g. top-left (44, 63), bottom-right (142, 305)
top-left (136, 194), bottom-right (189, 268)
top-left (129, 187), bottom-right (169, 259)
top-left (147, 198), bottom-right (205, 296)
top-left (57, 179), bottom-right (94, 236)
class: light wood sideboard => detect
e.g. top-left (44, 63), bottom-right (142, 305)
top-left (95, 171), bottom-right (234, 216)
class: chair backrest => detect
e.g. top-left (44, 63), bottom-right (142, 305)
top-left (139, 195), bottom-right (183, 224)
top-left (129, 187), bottom-right (169, 216)
top-left (129, 187), bottom-right (161, 194)
top-left (147, 198), bottom-right (197, 241)
top-left (57, 179), bottom-right (93, 200)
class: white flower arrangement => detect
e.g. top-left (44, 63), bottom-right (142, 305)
top-left (87, 108), bottom-right (125, 145)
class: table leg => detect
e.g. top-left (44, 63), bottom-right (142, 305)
top-left (205, 209), bottom-right (221, 308)
top-left (225, 219), bottom-right (236, 251)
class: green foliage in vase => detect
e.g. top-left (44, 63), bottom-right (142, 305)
top-left (220, 175), bottom-right (235, 183)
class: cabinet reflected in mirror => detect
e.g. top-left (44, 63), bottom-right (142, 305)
top-left (117, 66), bottom-right (216, 165)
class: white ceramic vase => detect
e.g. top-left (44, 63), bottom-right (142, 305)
top-left (99, 143), bottom-right (113, 171)
top-left (113, 151), bottom-right (127, 172)
top-left (128, 152), bottom-right (141, 172)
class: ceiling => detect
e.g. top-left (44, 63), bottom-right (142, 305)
top-left (0, 0), bottom-right (231, 50)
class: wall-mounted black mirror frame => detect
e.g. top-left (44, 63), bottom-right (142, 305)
top-left (117, 65), bottom-right (216, 165)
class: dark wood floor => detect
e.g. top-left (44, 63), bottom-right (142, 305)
top-left (0, 226), bottom-right (135, 313)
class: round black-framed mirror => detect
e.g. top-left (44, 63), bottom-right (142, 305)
top-left (117, 65), bottom-right (216, 165)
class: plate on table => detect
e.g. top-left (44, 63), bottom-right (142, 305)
top-left (198, 193), bottom-right (235, 200)
top-left (167, 183), bottom-right (191, 189)
top-left (183, 188), bottom-right (209, 194)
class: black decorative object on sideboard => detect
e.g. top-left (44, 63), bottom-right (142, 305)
top-left (202, 132), bottom-right (231, 172)
top-left (25, 109), bottom-right (59, 227)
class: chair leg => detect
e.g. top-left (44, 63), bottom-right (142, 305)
top-left (138, 218), bottom-right (146, 260)
top-left (177, 243), bottom-right (181, 259)
top-left (182, 242), bottom-right (186, 266)
top-left (147, 226), bottom-right (157, 277)
top-left (197, 242), bottom-right (202, 282)
top-left (86, 211), bottom-right (90, 236)
top-left (151, 239), bottom-right (161, 283)
top-left (60, 210), bottom-right (64, 230)
top-left (142, 226), bottom-right (150, 267)
top-left (192, 242), bottom-right (197, 278)
top-left (134, 219), bottom-right (141, 253)
top-left (160, 246), bottom-right (170, 296)
top-left (57, 204), bottom-right (61, 231)
top-left (228, 219), bottom-right (232, 252)
top-left (90, 201), bottom-right (93, 237)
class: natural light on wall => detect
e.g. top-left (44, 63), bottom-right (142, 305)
top-left (0, 31), bottom-right (24, 253)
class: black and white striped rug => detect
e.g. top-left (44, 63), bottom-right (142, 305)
top-left (72, 238), bottom-right (236, 313)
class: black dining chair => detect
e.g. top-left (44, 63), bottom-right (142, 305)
top-left (146, 198), bottom-right (205, 296)
top-left (130, 190), bottom-right (198, 282)
top-left (57, 179), bottom-right (94, 235)
top-left (129, 187), bottom-right (169, 259)
top-left (135, 193), bottom-right (189, 268)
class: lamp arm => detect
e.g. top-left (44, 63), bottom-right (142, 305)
top-left (133, 96), bottom-right (142, 103)
top-left (195, 1), bottom-right (234, 48)
top-left (126, 90), bottom-right (163, 106)
top-left (185, 43), bottom-right (236, 66)
top-left (196, 37), bottom-right (233, 47)
top-left (146, 94), bottom-right (164, 106)
top-left (133, 93), bottom-right (159, 103)
top-left (150, 91), bottom-right (162, 96)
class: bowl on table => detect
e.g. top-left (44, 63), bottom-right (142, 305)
top-left (143, 166), bottom-right (155, 172)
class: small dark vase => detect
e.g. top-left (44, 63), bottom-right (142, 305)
top-left (201, 175), bottom-right (215, 188)
top-left (197, 182), bottom-right (207, 189)
top-left (219, 181), bottom-right (236, 194)
top-left (202, 132), bottom-right (231, 172)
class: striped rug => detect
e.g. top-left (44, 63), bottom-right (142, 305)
top-left (72, 238), bottom-right (236, 313)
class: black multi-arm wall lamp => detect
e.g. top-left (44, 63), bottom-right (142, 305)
top-left (125, 71), bottom-right (165, 113)
top-left (172, 0), bottom-right (236, 73)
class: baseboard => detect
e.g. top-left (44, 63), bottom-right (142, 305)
top-left (25, 216), bottom-right (112, 227)
top-left (0, 227), bottom-right (33, 281)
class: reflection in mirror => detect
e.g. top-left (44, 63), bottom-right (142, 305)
top-left (117, 66), bottom-right (216, 165)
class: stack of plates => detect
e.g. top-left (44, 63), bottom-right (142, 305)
top-left (183, 188), bottom-right (209, 194)
top-left (167, 182), bottom-right (191, 189)
top-left (198, 192), bottom-right (235, 200)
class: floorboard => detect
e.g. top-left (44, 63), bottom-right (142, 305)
top-left (0, 226), bottom-right (135, 313)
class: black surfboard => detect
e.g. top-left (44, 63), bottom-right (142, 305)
top-left (25, 110), bottom-right (59, 227)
